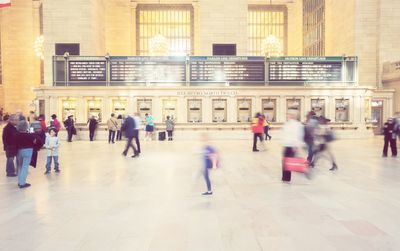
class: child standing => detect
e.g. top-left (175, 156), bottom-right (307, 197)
top-left (44, 129), bottom-right (60, 174)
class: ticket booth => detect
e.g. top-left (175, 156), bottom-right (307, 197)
top-left (61, 98), bottom-right (77, 120)
top-left (188, 99), bottom-right (202, 122)
top-left (237, 98), bottom-right (252, 122)
top-left (87, 98), bottom-right (102, 122)
top-left (371, 100), bottom-right (384, 134)
top-left (112, 98), bottom-right (128, 116)
top-left (311, 99), bottom-right (326, 117)
top-left (162, 99), bottom-right (177, 121)
top-left (287, 98), bottom-right (301, 118)
top-left (137, 99), bottom-right (152, 120)
top-left (212, 99), bottom-right (227, 122)
top-left (335, 99), bottom-right (350, 122)
top-left (262, 99), bottom-right (276, 122)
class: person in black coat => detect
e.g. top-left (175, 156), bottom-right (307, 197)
top-left (383, 117), bottom-right (397, 157)
top-left (122, 115), bottom-right (139, 158)
top-left (87, 116), bottom-right (98, 141)
top-left (2, 115), bottom-right (19, 177)
top-left (64, 115), bottom-right (75, 142)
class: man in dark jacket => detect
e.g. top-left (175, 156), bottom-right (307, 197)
top-left (2, 115), bottom-right (19, 177)
top-left (64, 115), bottom-right (75, 142)
top-left (122, 115), bottom-right (139, 158)
top-left (383, 117), bottom-right (397, 157)
top-left (87, 116), bottom-right (98, 141)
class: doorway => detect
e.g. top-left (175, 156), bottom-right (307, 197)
top-left (371, 100), bottom-right (383, 135)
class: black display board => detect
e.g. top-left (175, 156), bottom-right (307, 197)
top-left (68, 60), bottom-right (107, 82)
top-left (267, 57), bottom-right (354, 82)
top-left (110, 56), bottom-right (186, 82)
top-left (190, 56), bottom-right (265, 82)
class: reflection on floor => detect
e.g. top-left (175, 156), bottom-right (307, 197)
top-left (0, 137), bottom-right (399, 251)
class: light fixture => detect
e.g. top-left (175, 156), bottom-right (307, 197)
top-left (34, 35), bottom-right (45, 60)
top-left (261, 35), bottom-right (283, 57)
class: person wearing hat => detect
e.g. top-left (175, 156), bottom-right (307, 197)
top-left (383, 117), bottom-right (397, 157)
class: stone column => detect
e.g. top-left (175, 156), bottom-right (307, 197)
top-left (227, 96), bottom-right (236, 123)
top-left (204, 97), bottom-right (212, 123)
top-left (177, 96), bottom-right (186, 123)
top-left (130, 1), bottom-right (138, 55)
top-left (77, 97), bottom-right (85, 123)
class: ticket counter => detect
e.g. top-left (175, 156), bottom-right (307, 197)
top-left (86, 98), bottom-right (102, 122)
top-left (162, 99), bottom-right (177, 121)
top-left (188, 99), bottom-right (202, 122)
top-left (212, 99), bottom-right (227, 122)
top-left (237, 98), bottom-right (252, 123)
top-left (112, 98), bottom-right (127, 116)
top-left (61, 98), bottom-right (77, 120)
top-left (137, 99), bottom-right (152, 119)
top-left (311, 99), bottom-right (326, 117)
top-left (262, 98), bottom-right (276, 122)
top-left (335, 99), bottom-right (350, 122)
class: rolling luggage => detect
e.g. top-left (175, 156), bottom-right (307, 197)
top-left (158, 131), bottom-right (166, 141)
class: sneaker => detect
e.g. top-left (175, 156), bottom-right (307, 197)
top-left (382, 154), bottom-right (388, 157)
top-left (253, 149), bottom-right (260, 152)
top-left (122, 152), bottom-right (127, 157)
top-left (18, 183), bottom-right (31, 189)
top-left (44, 170), bottom-right (50, 174)
top-left (131, 154), bottom-right (139, 158)
top-left (55, 169), bottom-right (60, 173)
top-left (202, 191), bottom-right (213, 196)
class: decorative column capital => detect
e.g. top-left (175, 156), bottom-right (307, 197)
top-left (131, 0), bottom-right (138, 9)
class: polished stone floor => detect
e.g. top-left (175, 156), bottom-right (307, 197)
top-left (0, 137), bottom-right (399, 251)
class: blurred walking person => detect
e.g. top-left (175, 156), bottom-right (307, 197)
top-left (133, 113), bottom-right (142, 155)
top-left (107, 113), bottom-right (118, 144)
top-left (122, 115), bottom-right (139, 158)
top-left (2, 115), bottom-right (18, 177)
top-left (201, 133), bottom-right (218, 195)
top-left (313, 117), bottom-right (338, 171)
top-left (281, 110), bottom-right (305, 182)
top-left (251, 113), bottom-right (265, 152)
top-left (87, 116), bottom-right (98, 141)
top-left (64, 115), bottom-right (76, 142)
top-left (305, 111), bottom-right (319, 166)
top-left (383, 117), bottom-right (397, 157)
top-left (264, 116), bottom-right (272, 141)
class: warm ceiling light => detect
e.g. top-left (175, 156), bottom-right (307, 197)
top-left (149, 33), bottom-right (169, 56)
top-left (261, 35), bottom-right (283, 57)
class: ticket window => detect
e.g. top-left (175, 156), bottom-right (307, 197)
top-left (112, 99), bottom-right (127, 116)
top-left (212, 99), bottom-right (227, 123)
top-left (311, 99), bottom-right (326, 117)
top-left (237, 99), bottom-right (252, 123)
top-left (262, 99), bottom-right (276, 122)
top-left (87, 99), bottom-right (102, 122)
top-left (162, 99), bottom-right (177, 121)
top-left (371, 100), bottom-right (384, 135)
top-left (286, 99), bottom-right (301, 118)
top-left (188, 99), bottom-right (202, 123)
top-left (61, 99), bottom-right (77, 121)
top-left (137, 99), bottom-right (152, 120)
top-left (335, 99), bottom-right (350, 122)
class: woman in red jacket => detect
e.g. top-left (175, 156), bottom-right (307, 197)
top-left (252, 113), bottom-right (265, 152)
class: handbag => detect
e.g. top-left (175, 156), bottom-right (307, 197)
top-left (283, 157), bottom-right (309, 173)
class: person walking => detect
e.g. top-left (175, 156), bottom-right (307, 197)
top-left (64, 115), bottom-right (75, 142)
top-left (144, 113), bottom-right (155, 141)
top-left (264, 116), bottom-right (272, 141)
top-left (15, 120), bottom-right (42, 189)
top-left (133, 113), bottom-right (142, 155)
top-left (165, 115), bottom-right (175, 141)
top-left (50, 114), bottom-right (61, 135)
top-left (201, 133), bottom-right (218, 195)
top-left (44, 128), bottom-right (60, 174)
top-left (87, 116), bottom-right (98, 141)
top-left (122, 115), bottom-right (139, 158)
top-left (2, 115), bottom-right (19, 177)
top-left (116, 114), bottom-right (123, 141)
top-left (383, 117), bottom-right (397, 157)
top-left (281, 109), bottom-right (305, 182)
top-left (38, 114), bottom-right (47, 132)
top-left (305, 111), bottom-right (319, 166)
top-left (107, 113), bottom-right (118, 144)
top-left (313, 117), bottom-right (338, 171)
top-left (251, 113), bottom-right (265, 152)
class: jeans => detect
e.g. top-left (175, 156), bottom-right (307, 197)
top-left (116, 130), bottom-right (122, 140)
top-left (108, 130), bottom-right (116, 143)
top-left (46, 156), bottom-right (59, 171)
top-left (67, 129), bottom-right (73, 142)
top-left (133, 130), bottom-right (141, 153)
top-left (6, 156), bottom-right (16, 175)
top-left (89, 129), bottom-right (95, 141)
top-left (203, 165), bottom-right (212, 192)
top-left (253, 133), bottom-right (264, 150)
top-left (123, 137), bottom-right (138, 156)
top-left (17, 148), bottom-right (33, 186)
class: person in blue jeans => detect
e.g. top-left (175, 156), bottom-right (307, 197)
top-left (201, 133), bottom-right (218, 196)
top-left (15, 120), bottom-right (42, 189)
top-left (44, 129), bottom-right (60, 174)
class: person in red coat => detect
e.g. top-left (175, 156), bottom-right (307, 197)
top-left (251, 113), bottom-right (265, 152)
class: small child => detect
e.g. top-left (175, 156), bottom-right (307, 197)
top-left (201, 133), bottom-right (219, 196)
top-left (44, 128), bottom-right (60, 174)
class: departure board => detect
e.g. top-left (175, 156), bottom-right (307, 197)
top-left (68, 60), bottom-right (107, 82)
top-left (268, 57), bottom-right (354, 82)
top-left (110, 56), bottom-right (186, 82)
top-left (190, 56), bottom-right (265, 82)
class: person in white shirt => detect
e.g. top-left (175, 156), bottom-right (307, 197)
top-left (282, 109), bottom-right (305, 182)
top-left (44, 129), bottom-right (60, 174)
top-left (133, 113), bottom-right (142, 155)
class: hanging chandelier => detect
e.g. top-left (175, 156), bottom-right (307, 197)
top-left (149, 33), bottom-right (169, 56)
top-left (34, 35), bottom-right (45, 60)
top-left (261, 35), bottom-right (283, 57)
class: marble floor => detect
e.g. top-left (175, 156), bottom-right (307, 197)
top-left (0, 137), bottom-right (399, 251)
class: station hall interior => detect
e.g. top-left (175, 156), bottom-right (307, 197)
top-left (1, 0), bottom-right (400, 250)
